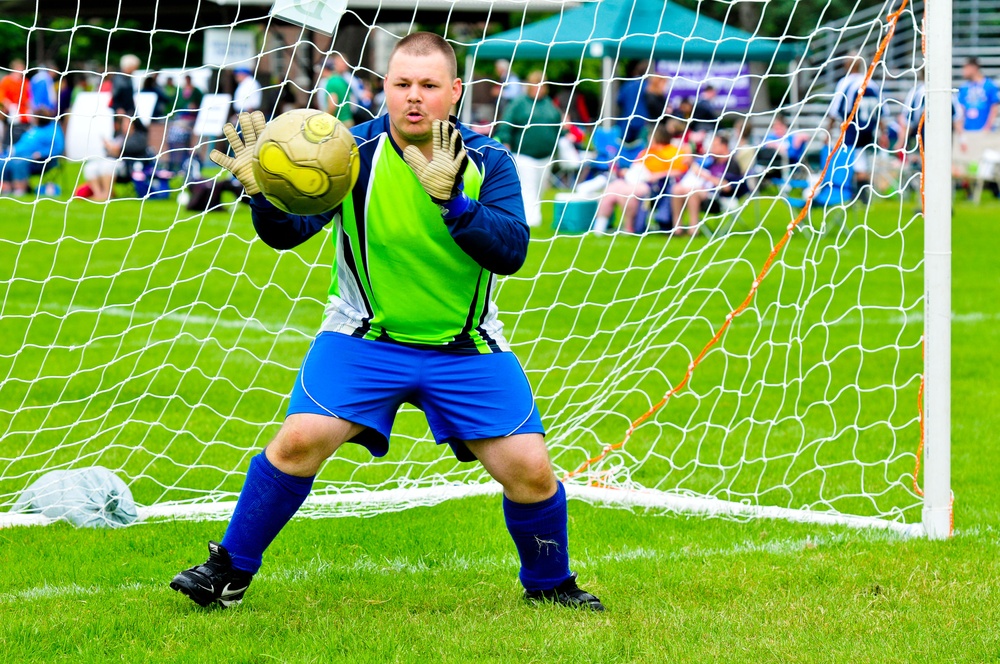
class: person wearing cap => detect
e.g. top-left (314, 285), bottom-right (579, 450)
top-left (232, 66), bottom-right (261, 116)
top-left (690, 84), bottom-right (720, 134)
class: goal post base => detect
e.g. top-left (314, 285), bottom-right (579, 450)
top-left (921, 506), bottom-right (953, 540)
top-left (1, 483), bottom-right (925, 537)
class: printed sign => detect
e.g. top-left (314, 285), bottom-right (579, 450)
top-left (65, 91), bottom-right (114, 161)
top-left (193, 94), bottom-right (233, 137)
top-left (657, 60), bottom-right (753, 113)
top-left (203, 29), bottom-right (258, 69)
top-left (270, 0), bottom-right (348, 36)
top-left (135, 92), bottom-right (158, 125)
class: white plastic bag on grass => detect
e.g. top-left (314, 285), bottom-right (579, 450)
top-left (12, 466), bottom-right (138, 528)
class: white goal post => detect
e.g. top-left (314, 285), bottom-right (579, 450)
top-left (0, 0), bottom-right (951, 537)
top-left (921, 0), bottom-right (953, 540)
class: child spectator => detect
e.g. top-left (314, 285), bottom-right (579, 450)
top-left (669, 134), bottom-right (744, 236)
top-left (593, 121), bottom-right (692, 233)
top-left (77, 115), bottom-right (148, 201)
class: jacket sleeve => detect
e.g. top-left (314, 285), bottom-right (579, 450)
top-left (248, 194), bottom-right (334, 250)
top-left (441, 147), bottom-right (529, 276)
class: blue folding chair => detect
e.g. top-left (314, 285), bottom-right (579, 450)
top-left (580, 125), bottom-right (623, 181)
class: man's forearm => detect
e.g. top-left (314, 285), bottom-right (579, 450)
top-left (248, 194), bottom-right (331, 250)
top-left (442, 199), bottom-right (529, 276)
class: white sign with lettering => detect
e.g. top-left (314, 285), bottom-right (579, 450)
top-left (66, 91), bottom-right (114, 160)
top-left (193, 94), bottom-right (233, 137)
top-left (270, 0), bottom-right (348, 36)
top-left (203, 29), bottom-right (258, 68)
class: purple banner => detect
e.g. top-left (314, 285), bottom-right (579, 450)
top-left (656, 60), bottom-right (753, 113)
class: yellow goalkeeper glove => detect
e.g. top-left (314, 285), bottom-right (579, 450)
top-left (210, 111), bottom-right (267, 196)
top-left (403, 119), bottom-right (469, 204)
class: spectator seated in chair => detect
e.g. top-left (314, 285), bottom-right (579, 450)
top-left (76, 115), bottom-right (149, 201)
top-left (669, 133), bottom-right (746, 237)
top-left (0, 108), bottom-right (65, 197)
top-left (592, 121), bottom-right (692, 234)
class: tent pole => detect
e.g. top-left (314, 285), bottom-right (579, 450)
top-left (789, 58), bottom-right (799, 106)
top-left (602, 55), bottom-right (614, 129)
top-left (460, 55), bottom-right (475, 125)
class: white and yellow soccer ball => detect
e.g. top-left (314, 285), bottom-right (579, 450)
top-left (252, 108), bottom-right (360, 215)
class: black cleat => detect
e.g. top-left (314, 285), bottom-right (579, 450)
top-left (170, 541), bottom-right (254, 608)
top-left (524, 573), bottom-right (605, 611)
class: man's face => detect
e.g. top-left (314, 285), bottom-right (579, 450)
top-left (385, 50), bottom-right (460, 149)
top-left (964, 64), bottom-right (979, 81)
top-left (648, 75), bottom-right (667, 94)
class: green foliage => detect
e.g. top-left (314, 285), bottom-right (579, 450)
top-left (0, 20), bottom-right (30, 66)
top-left (674, 0), bottom-right (890, 37)
top-left (0, 15), bottom-right (202, 71)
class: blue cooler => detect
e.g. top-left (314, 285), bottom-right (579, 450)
top-left (551, 194), bottom-right (598, 233)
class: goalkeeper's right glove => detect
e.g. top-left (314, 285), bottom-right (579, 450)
top-left (210, 111), bottom-right (267, 196)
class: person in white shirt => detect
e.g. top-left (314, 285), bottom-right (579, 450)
top-left (232, 67), bottom-right (262, 115)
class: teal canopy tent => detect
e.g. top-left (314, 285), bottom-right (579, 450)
top-left (463, 0), bottom-right (803, 125)
top-left (471, 0), bottom-right (803, 63)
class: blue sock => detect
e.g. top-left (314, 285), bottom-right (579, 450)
top-left (220, 452), bottom-right (313, 574)
top-left (503, 481), bottom-right (573, 592)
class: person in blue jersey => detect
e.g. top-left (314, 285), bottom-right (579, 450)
top-left (823, 57), bottom-right (882, 199)
top-left (170, 32), bottom-right (604, 612)
top-left (0, 108), bottom-right (64, 197)
top-left (616, 60), bottom-right (670, 152)
top-left (28, 64), bottom-right (57, 116)
top-left (957, 57), bottom-right (999, 135)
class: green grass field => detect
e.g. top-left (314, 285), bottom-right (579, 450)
top-left (0, 191), bottom-right (997, 662)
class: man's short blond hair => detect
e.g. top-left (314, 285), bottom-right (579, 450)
top-left (120, 54), bottom-right (141, 73)
top-left (389, 32), bottom-right (457, 80)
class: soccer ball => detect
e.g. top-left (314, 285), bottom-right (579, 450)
top-left (252, 108), bottom-right (360, 215)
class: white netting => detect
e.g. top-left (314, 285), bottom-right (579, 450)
top-left (0, 0), bottom-right (933, 531)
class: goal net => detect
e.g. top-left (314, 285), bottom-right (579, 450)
top-left (0, 0), bottom-right (949, 536)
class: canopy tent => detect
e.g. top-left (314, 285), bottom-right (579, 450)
top-left (470, 0), bottom-right (803, 63)
top-left (464, 0), bottom-right (803, 125)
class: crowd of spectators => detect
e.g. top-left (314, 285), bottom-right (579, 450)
top-left (506, 53), bottom-right (1000, 235)
top-left (3, 49), bottom-right (999, 212)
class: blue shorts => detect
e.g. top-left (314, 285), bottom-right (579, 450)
top-left (286, 332), bottom-right (544, 462)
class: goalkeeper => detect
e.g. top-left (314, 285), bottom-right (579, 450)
top-left (171, 32), bottom-right (603, 612)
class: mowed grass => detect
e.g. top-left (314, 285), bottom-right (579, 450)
top-left (0, 193), bottom-right (998, 662)
top-left (2, 193), bottom-right (924, 517)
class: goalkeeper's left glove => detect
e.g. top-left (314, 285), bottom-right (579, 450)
top-left (210, 111), bottom-right (267, 196)
top-left (403, 119), bottom-right (470, 215)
